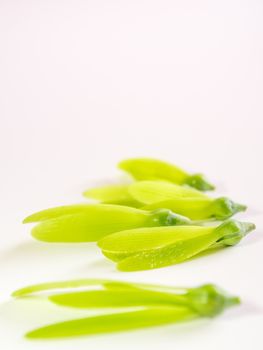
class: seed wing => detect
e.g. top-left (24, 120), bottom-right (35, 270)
top-left (27, 205), bottom-right (150, 242)
top-left (83, 184), bottom-right (140, 207)
top-left (12, 279), bottom-right (115, 297)
top-left (49, 288), bottom-right (187, 309)
top-left (99, 226), bottom-right (214, 255)
top-left (129, 181), bottom-right (208, 205)
top-left (23, 204), bottom-right (98, 223)
top-left (13, 279), bottom-right (187, 298)
top-left (26, 307), bottom-right (196, 339)
top-left (118, 158), bottom-right (188, 183)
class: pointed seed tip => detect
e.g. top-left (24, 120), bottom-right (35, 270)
top-left (11, 290), bottom-right (21, 297)
top-left (226, 296), bottom-right (241, 309)
top-left (82, 189), bottom-right (91, 197)
top-left (25, 331), bottom-right (38, 339)
top-left (233, 296), bottom-right (241, 305)
top-left (200, 179), bottom-right (215, 191)
top-left (235, 203), bottom-right (247, 212)
top-left (243, 222), bottom-right (256, 233)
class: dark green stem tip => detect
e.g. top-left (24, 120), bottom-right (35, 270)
top-left (213, 197), bottom-right (247, 220)
top-left (152, 209), bottom-right (191, 226)
top-left (216, 219), bottom-right (256, 246)
top-left (187, 284), bottom-right (240, 317)
top-left (185, 173), bottom-right (215, 191)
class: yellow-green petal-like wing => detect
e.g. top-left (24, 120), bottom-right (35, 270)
top-left (98, 223), bottom-right (233, 271)
top-left (99, 225), bottom-right (214, 255)
top-left (49, 289), bottom-right (188, 309)
top-left (129, 181), bottom-right (208, 205)
top-left (23, 204), bottom-right (99, 223)
top-left (118, 158), bottom-right (215, 191)
top-left (119, 158), bottom-right (188, 183)
top-left (83, 184), bottom-right (141, 207)
top-left (26, 307), bottom-right (196, 339)
top-left (13, 279), bottom-right (188, 298)
top-left (12, 279), bottom-right (113, 297)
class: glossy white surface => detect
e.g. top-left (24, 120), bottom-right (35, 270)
top-left (0, 1), bottom-right (263, 349)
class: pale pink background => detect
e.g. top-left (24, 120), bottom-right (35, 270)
top-left (0, 1), bottom-right (263, 349)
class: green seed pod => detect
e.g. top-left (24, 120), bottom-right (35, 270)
top-left (119, 158), bottom-right (215, 191)
top-left (23, 204), bottom-right (191, 242)
top-left (12, 279), bottom-right (239, 339)
top-left (98, 219), bottom-right (255, 271)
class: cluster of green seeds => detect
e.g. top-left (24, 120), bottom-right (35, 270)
top-left (13, 279), bottom-right (240, 339)
top-left (24, 157), bottom-right (255, 271)
top-left (14, 158), bottom-right (255, 338)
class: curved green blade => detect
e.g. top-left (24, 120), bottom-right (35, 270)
top-left (12, 279), bottom-right (133, 297)
top-left (49, 289), bottom-right (188, 309)
top-left (119, 158), bottom-right (215, 191)
top-left (13, 279), bottom-right (188, 298)
top-left (129, 181), bottom-right (208, 205)
top-left (27, 205), bottom-right (157, 242)
top-left (26, 307), bottom-right (196, 339)
top-left (23, 204), bottom-right (99, 223)
top-left (83, 184), bottom-right (141, 207)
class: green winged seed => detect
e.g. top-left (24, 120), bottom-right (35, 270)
top-left (19, 281), bottom-right (239, 339)
top-left (13, 280), bottom-right (239, 317)
top-left (143, 197), bottom-right (247, 220)
top-left (98, 220), bottom-right (255, 271)
top-left (83, 184), bottom-right (141, 207)
top-left (23, 204), bottom-right (191, 242)
top-left (129, 181), bottom-right (246, 220)
top-left (119, 158), bottom-right (215, 191)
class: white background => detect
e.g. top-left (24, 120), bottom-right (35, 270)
top-left (0, 0), bottom-right (263, 349)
